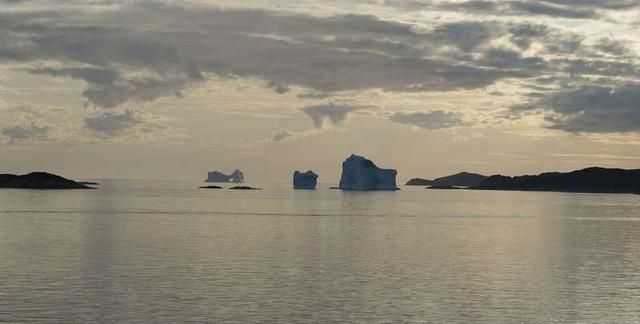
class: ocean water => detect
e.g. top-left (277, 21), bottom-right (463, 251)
top-left (1, 179), bottom-right (640, 323)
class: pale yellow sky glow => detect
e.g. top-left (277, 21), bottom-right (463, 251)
top-left (0, 0), bottom-right (639, 182)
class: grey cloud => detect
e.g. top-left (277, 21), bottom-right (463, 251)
top-left (0, 1), bottom-right (636, 116)
top-left (1, 123), bottom-right (49, 141)
top-left (507, 23), bottom-right (588, 55)
top-left (432, 22), bottom-right (497, 51)
top-left (389, 110), bottom-right (465, 129)
top-left (0, 3), bottom-right (557, 108)
top-left (509, 24), bottom-right (548, 50)
top-left (272, 129), bottom-right (295, 142)
top-left (515, 83), bottom-right (640, 133)
top-left (559, 59), bottom-right (639, 78)
top-left (27, 66), bottom-right (194, 108)
top-left (83, 77), bottom-right (193, 109)
top-left (441, 1), bottom-right (599, 18)
top-left (27, 66), bottom-right (119, 84)
top-left (539, 0), bottom-right (639, 9)
top-left (268, 82), bottom-right (290, 94)
top-left (477, 48), bottom-right (546, 71)
top-left (507, 23), bottom-right (584, 54)
top-left (301, 105), bottom-right (366, 128)
top-left (297, 92), bottom-right (332, 99)
top-left (449, 1), bottom-right (497, 11)
top-left (84, 110), bottom-right (141, 135)
top-left (509, 1), bottom-right (598, 19)
top-left (594, 37), bottom-right (629, 56)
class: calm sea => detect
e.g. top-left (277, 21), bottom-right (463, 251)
top-left (1, 179), bottom-right (640, 323)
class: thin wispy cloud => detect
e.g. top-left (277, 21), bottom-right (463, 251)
top-left (389, 110), bottom-right (466, 129)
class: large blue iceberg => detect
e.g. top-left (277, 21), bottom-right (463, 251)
top-left (339, 154), bottom-right (398, 191)
top-left (293, 170), bottom-right (318, 189)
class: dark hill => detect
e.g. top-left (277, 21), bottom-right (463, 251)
top-left (405, 178), bottom-right (433, 186)
top-left (432, 172), bottom-right (487, 187)
top-left (476, 167), bottom-right (640, 194)
top-left (0, 172), bottom-right (93, 189)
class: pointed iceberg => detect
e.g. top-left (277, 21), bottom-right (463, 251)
top-left (339, 154), bottom-right (399, 191)
top-left (293, 170), bottom-right (318, 189)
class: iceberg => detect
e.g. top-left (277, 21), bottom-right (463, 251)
top-left (293, 170), bottom-right (318, 189)
top-left (338, 154), bottom-right (399, 191)
top-left (205, 169), bottom-right (245, 183)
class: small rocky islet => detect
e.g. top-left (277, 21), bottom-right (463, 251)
top-left (229, 186), bottom-right (261, 190)
top-left (199, 185), bottom-right (223, 189)
top-left (406, 172), bottom-right (487, 188)
top-left (0, 172), bottom-right (94, 189)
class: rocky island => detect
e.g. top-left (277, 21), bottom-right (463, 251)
top-left (339, 154), bottom-right (399, 191)
top-left (293, 170), bottom-right (318, 189)
top-left (205, 169), bottom-right (245, 183)
top-left (0, 172), bottom-right (94, 189)
top-left (431, 172), bottom-right (487, 187)
top-left (475, 167), bottom-right (640, 194)
top-left (405, 178), bottom-right (433, 186)
top-left (406, 172), bottom-right (486, 187)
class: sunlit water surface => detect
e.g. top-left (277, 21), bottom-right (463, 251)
top-left (2, 180), bottom-right (640, 323)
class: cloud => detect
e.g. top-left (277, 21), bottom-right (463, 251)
top-left (594, 37), bottom-right (629, 56)
top-left (514, 83), bottom-right (640, 133)
top-left (389, 110), bottom-right (465, 129)
top-left (1, 123), bottom-right (49, 142)
top-left (439, 1), bottom-right (599, 19)
top-left (509, 1), bottom-right (599, 19)
top-left (0, 0), bottom-right (638, 143)
top-left (272, 129), bottom-right (295, 142)
top-left (435, 0), bottom-right (640, 20)
top-left (268, 104), bottom-right (367, 143)
top-left (25, 66), bottom-right (195, 109)
top-left (84, 110), bottom-right (141, 135)
top-left (301, 104), bottom-right (367, 128)
top-left (1, 2), bottom-right (603, 109)
top-left (538, 0), bottom-right (640, 10)
top-left (80, 108), bottom-right (182, 142)
top-left (269, 128), bottom-right (327, 143)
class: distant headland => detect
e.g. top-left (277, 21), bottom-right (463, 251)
top-left (406, 172), bottom-right (487, 188)
top-left (474, 167), bottom-right (640, 194)
top-left (0, 172), bottom-right (94, 189)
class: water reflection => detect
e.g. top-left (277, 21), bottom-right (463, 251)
top-left (1, 181), bottom-right (640, 323)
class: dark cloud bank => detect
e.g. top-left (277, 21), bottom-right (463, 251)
top-left (0, 0), bottom-right (638, 135)
top-left (301, 105), bottom-right (367, 128)
top-left (84, 110), bottom-right (142, 135)
top-left (1, 124), bottom-right (49, 142)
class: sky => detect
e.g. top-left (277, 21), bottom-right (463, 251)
top-left (0, 0), bottom-right (639, 183)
